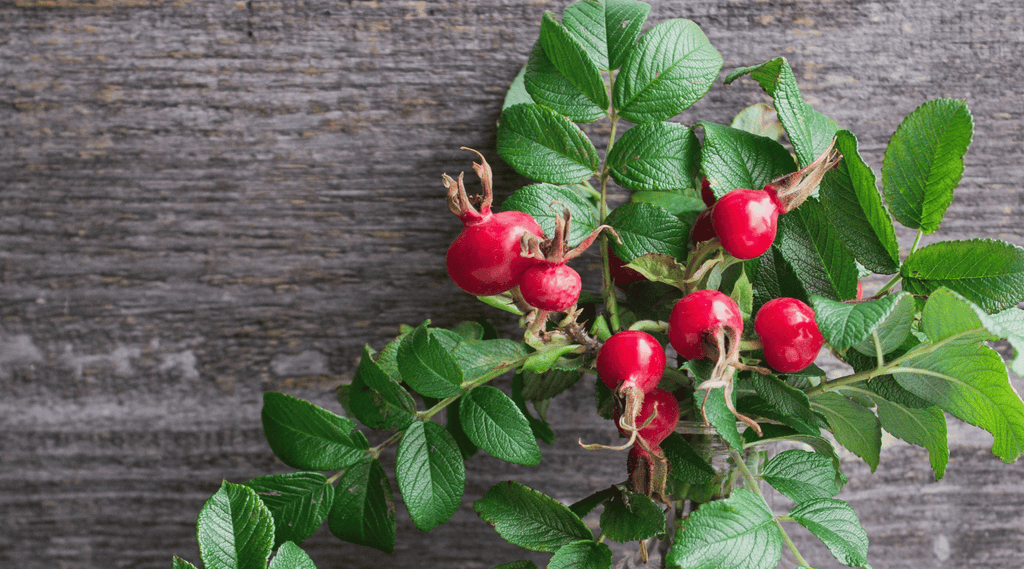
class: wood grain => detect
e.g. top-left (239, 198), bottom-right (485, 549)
top-left (1, 0), bottom-right (1022, 567)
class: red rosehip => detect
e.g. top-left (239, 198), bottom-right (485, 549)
top-left (700, 175), bottom-right (715, 208)
top-left (518, 262), bottom-right (581, 312)
top-left (608, 247), bottom-right (647, 289)
top-left (596, 330), bottom-right (666, 394)
top-left (668, 290), bottom-right (744, 360)
top-left (615, 387), bottom-right (679, 448)
top-left (691, 208), bottom-right (716, 245)
top-left (710, 187), bottom-right (782, 260)
top-left (754, 297), bottom-right (825, 373)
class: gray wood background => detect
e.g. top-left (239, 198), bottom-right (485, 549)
top-left (1, 0), bottom-right (1022, 567)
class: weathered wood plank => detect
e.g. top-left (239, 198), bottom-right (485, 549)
top-left (1, 0), bottom-right (1022, 567)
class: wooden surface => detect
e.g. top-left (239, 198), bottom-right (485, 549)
top-left (1, 0), bottom-right (1022, 567)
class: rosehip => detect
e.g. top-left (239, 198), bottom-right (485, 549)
top-left (710, 187), bottom-right (781, 260)
top-left (754, 297), bottom-right (825, 373)
top-left (691, 208), bottom-right (716, 245)
top-left (668, 290), bottom-right (743, 360)
top-left (700, 175), bottom-right (715, 207)
top-left (615, 387), bottom-right (679, 449)
top-left (445, 150), bottom-right (544, 296)
top-left (608, 247), bottom-right (646, 289)
top-left (596, 330), bottom-right (666, 394)
top-left (518, 262), bottom-right (581, 312)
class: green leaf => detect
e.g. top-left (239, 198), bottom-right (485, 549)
top-left (549, 540), bottom-right (612, 569)
top-left (776, 198), bottom-right (860, 301)
top-left (569, 487), bottom-right (617, 519)
top-left (539, 11), bottom-right (609, 110)
top-left (350, 346), bottom-right (416, 430)
top-left (788, 499), bottom-right (869, 567)
top-left (261, 392), bottom-right (368, 471)
top-left (439, 334), bottom-right (531, 385)
top-left (493, 562), bottom-right (540, 569)
top-left (700, 387), bottom-right (743, 451)
top-left (524, 41), bottom-right (606, 123)
top-left (849, 293), bottom-right (916, 357)
top-left (197, 482), bottom-right (274, 569)
top-left (503, 183), bottom-right (599, 248)
top-left (819, 130), bottom-right (900, 274)
top-left (730, 103), bottom-right (784, 140)
top-left (624, 253), bottom-right (690, 291)
top-left (397, 323), bottom-right (464, 398)
top-left (244, 472), bottom-right (333, 548)
top-left (699, 121), bottom-right (797, 202)
top-left (459, 386), bottom-right (542, 465)
top-left (893, 288), bottom-right (1024, 462)
top-left (811, 293), bottom-right (913, 353)
top-left (599, 489), bottom-right (666, 543)
top-left (667, 488), bottom-right (782, 569)
top-left (606, 202), bottom-right (691, 262)
top-left (987, 308), bottom-right (1024, 376)
top-left (748, 373), bottom-right (823, 432)
top-left (395, 420), bottom-right (465, 531)
top-left (631, 189), bottom-right (706, 219)
top-left (473, 481), bottom-right (593, 552)
top-left (613, 19), bottom-right (723, 123)
top-left (497, 104), bottom-right (600, 184)
top-left (561, 0), bottom-right (650, 71)
top-left (268, 542), bottom-right (317, 569)
top-left (850, 386), bottom-right (949, 480)
top-left (882, 98), bottom-right (974, 234)
top-left (328, 457), bottom-right (397, 553)
top-left (522, 364), bottom-right (584, 400)
top-left (725, 58), bottom-right (839, 167)
top-left (607, 122), bottom-right (701, 192)
top-left (503, 65), bottom-right (535, 111)
top-left (810, 392), bottom-right (882, 472)
top-left (743, 424), bottom-right (847, 489)
top-left (476, 292), bottom-right (526, 316)
top-left (172, 557), bottom-right (199, 569)
top-left (902, 238), bottom-right (1024, 314)
top-left (662, 433), bottom-right (717, 486)
top-left (761, 449), bottom-right (842, 504)
top-left (512, 371), bottom-right (557, 445)
top-left (747, 247), bottom-right (809, 312)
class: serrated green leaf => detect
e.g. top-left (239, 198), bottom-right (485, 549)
top-left (512, 372), bottom-right (557, 445)
top-left (849, 293), bottom-right (916, 357)
top-left (244, 472), bottom-right (333, 548)
top-left (730, 103), bottom-right (784, 140)
top-left (459, 386), bottom-right (542, 465)
top-left (748, 373), bottom-right (823, 432)
top-left (819, 130), bottom-right (901, 274)
top-left (599, 489), bottom-right (666, 543)
top-left (504, 65), bottom-right (536, 111)
top-left (569, 487), bottom-right (617, 519)
top-left (788, 499), bottom-right (869, 567)
top-left (395, 421), bottom-right (465, 531)
top-left (474, 481), bottom-right (593, 552)
top-left (549, 540), bottom-right (612, 569)
top-left (172, 557), bottom-right (199, 569)
top-left (447, 403), bottom-right (480, 460)
top-left (668, 488), bottom-right (782, 569)
top-left (377, 326), bottom-right (413, 380)
top-left (743, 424), bottom-right (847, 489)
top-left (476, 292), bottom-right (526, 316)
top-left (522, 364), bottom-right (584, 400)
top-left (700, 387), bottom-right (743, 451)
top-left (810, 392), bottom-right (882, 471)
top-left (631, 189), bottom-right (706, 220)
top-left (607, 122), bottom-right (701, 192)
top-left (493, 562), bottom-right (540, 569)
top-left (397, 323), bottom-right (464, 398)
top-left (561, 0), bottom-right (650, 71)
top-left (662, 432), bottom-right (717, 486)
top-left (539, 11), bottom-right (609, 110)
top-left (882, 98), bottom-right (973, 234)
top-left (441, 335), bottom-right (531, 385)
top-left (893, 288), bottom-right (1024, 462)
top-left (613, 19), bottom-right (722, 123)
top-left (624, 253), bottom-right (689, 291)
top-left (747, 247), bottom-right (810, 312)
top-left (497, 104), bottom-right (600, 184)
top-left (902, 238), bottom-right (1024, 314)
top-left (699, 122), bottom-right (797, 202)
top-left (776, 198), bottom-right (860, 301)
top-left (503, 183), bottom-right (599, 247)
top-left (524, 41), bottom-right (606, 123)
top-left (737, 395), bottom-right (821, 436)
top-left (351, 346), bottom-right (416, 430)
top-left (725, 58), bottom-right (838, 167)
top-left (197, 481), bottom-right (274, 569)
top-left (811, 293), bottom-right (912, 353)
top-left (261, 392), bottom-right (368, 471)
top-left (607, 203), bottom-right (690, 262)
top-left (268, 542), bottom-right (317, 569)
top-left (761, 449), bottom-right (842, 504)
top-left (328, 457), bottom-right (397, 553)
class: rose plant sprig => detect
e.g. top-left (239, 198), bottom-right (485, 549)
top-left (172, 1), bottom-right (1024, 569)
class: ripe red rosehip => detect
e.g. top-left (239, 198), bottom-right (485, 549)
top-left (691, 208), bottom-right (716, 245)
top-left (608, 247), bottom-right (647, 289)
top-left (754, 297), bottom-right (825, 373)
top-left (700, 175), bottom-right (715, 208)
top-left (615, 387), bottom-right (679, 449)
top-left (710, 187), bottom-right (782, 260)
top-left (596, 330), bottom-right (666, 394)
top-left (668, 290), bottom-right (744, 360)
top-left (518, 262), bottom-right (581, 312)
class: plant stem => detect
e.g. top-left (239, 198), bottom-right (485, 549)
top-left (600, 107), bottom-right (622, 332)
top-left (874, 229), bottom-right (924, 297)
top-left (729, 448), bottom-right (811, 568)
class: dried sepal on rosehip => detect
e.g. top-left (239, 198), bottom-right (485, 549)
top-left (594, 330), bottom-right (666, 451)
top-left (444, 147), bottom-right (545, 296)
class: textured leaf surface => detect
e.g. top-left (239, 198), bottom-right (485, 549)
top-left (849, 293), bottom-right (916, 357)
top-left (667, 488), bottom-right (782, 569)
top-left (761, 449), bottom-right (842, 504)
top-left (197, 482), bottom-right (274, 569)
top-left (700, 387), bottom-right (743, 451)
top-left (748, 373), bottom-right (822, 434)
top-left (599, 489), bottom-right (665, 543)
top-left (607, 122), bottom-right (700, 192)
top-left (328, 457), bottom-right (397, 553)
top-left (350, 345), bottom-right (416, 430)
top-left (459, 385), bottom-right (542, 465)
top-left (172, 557), bottom-right (199, 569)
top-left (245, 472), bottom-right (333, 548)
top-left (811, 392), bottom-right (881, 472)
top-left (397, 323), bottom-right (464, 398)
top-left (789, 499), bottom-right (869, 567)
top-left (524, 41), bottom-right (605, 123)
top-left (561, 0), bottom-right (650, 70)
top-left (699, 121), bottom-right (796, 201)
top-left (882, 98), bottom-right (973, 233)
top-left (473, 481), bottom-right (592, 552)
top-left (497, 103), bottom-right (600, 184)
top-left (662, 433), bottom-right (716, 486)
top-left (538, 12), bottom-right (609, 109)
top-left (261, 392), bottom-right (368, 471)
top-left (267, 542), bottom-right (317, 569)
top-left (902, 238), bottom-right (1024, 314)
top-left (811, 293), bottom-right (912, 353)
top-left (503, 183), bottom-right (598, 247)
top-left (548, 540), bottom-right (612, 569)
top-left (613, 19), bottom-right (722, 123)
top-left (776, 198), bottom-right (859, 301)
top-left (606, 202), bottom-right (690, 262)
top-left (395, 421), bottom-right (465, 531)
top-left (730, 102), bottom-right (784, 140)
